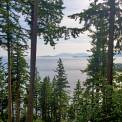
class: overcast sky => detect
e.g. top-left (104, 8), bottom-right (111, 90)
top-left (0, 0), bottom-right (92, 56)
top-left (35, 0), bottom-right (92, 56)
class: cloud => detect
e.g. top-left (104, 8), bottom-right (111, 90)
top-left (60, 16), bottom-right (82, 28)
top-left (36, 36), bottom-right (91, 56)
top-left (27, 0), bottom-right (92, 56)
top-left (0, 0), bottom-right (91, 57)
top-left (63, 0), bottom-right (90, 15)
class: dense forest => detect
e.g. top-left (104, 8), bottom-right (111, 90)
top-left (0, 0), bottom-right (122, 122)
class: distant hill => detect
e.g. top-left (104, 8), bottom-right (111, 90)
top-left (56, 53), bottom-right (89, 57)
top-left (55, 52), bottom-right (122, 58)
top-left (40, 53), bottom-right (90, 58)
top-left (2, 52), bottom-right (122, 60)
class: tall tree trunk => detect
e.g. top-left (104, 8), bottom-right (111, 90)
top-left (35, 94), bottom-right (38, 118)
top-left (35, 68), bottom-right (38, 118)
top-left (107, 0), bottom-right (115, 88)
top-left (16, 44), bottom-right (20, 122)
top-left (106, 0), bottom-right (115, 121)
top-left (16, 83), bottom-right (20, 122)
top-left (27, 0), bottom-right (38, 121)
top-left (7, 37), bottom-right (12, 122)
top-left (7, 2), bottom-right (12, 122)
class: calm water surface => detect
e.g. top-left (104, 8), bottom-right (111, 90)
top-left (35, 56), bottom-right (122, 92)
top-left (36, 57), bottom-right (88, 90)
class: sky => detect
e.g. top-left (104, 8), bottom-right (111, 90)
top-left (0, 0), bottom-right (92, 56)
top-left (35, 0), bottom-right (91, 56)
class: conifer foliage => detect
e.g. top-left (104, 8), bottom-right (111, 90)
top-left (53, 58), bottom-right (69, 122)
top-left (0, 0), bottom-right (122, 122)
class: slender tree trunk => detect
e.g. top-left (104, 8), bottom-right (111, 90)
top-left (107, 0), bottom-right (115, 88)
top-left (35, 94), bottom-right (38, 118)
top-left (16, 83), bottom-right (20, 122)
top-left (35, 69), bottom-right (38, 118)
top-left (16, 46), bottom-right (20, 122)
top-left (8, 38), bottom-right (12, 122)
top-left (27, 0), bottom-right (38, 121)
top-left (7, 2), bottom-right (12, 121)
top-left (58, 96), bottom-right (61, 122)
top-left (106, 0), bottom-right (115, 121)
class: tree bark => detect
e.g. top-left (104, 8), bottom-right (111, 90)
top-left (7, 2), bottom-right (12, 122)
top-left (106, 0), bottom-right (115, 121)
top-left (7, 35), bottom-right (12, 122)
top-left (16, 45), bottom-right (20, 122)
top-left (16, 83), bottom-right (20, 122)
top-left (27, 0), bottom-right (38, 121)
top-left (107, 0), bottom-right (115, 87)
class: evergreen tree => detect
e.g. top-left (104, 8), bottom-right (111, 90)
top-left (84, 16), bottom-right (108, 122)
top-left (53, 58), bottom-right (69, 122)
top-left (40, 76), bottom-right (52, 122)
top-left (33, 69), bottom-right (41, 120)
top-left (27, 0), bottom-right (38, 121)
top-left (1, 0), bottom-right (65, 121)
top-left (0, 57), bottom-right (7, 121)
top-left (0, 1), bottom-right (27, 121)
top-left (72, 80), bottom-right (83, 120)
top-left (69, 0), bottom-right (122, 121)
top-left (11, 40), bottom-right (29, 122)
top-left (19, 0), bottom-right (64, 120)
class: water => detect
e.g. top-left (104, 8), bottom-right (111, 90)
top-left (36, 57), bottom-right (88, 92)
top-left (2, 56), bottom-right (122, 94)
top-left (35, 56), bottom-right (122, 93)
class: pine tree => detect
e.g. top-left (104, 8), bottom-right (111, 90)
top-left (68, 80), bottom-right (83, 121)
top-left (11, 40), bottom-right (29, 122)
top-left (0, 57), bottom-right (7, 121)
top-left (106, 1), bottom-right (116, 121)
top-left (0, 1), bottom-right (27, 121)
top-left (69, 0), bottom-right (122, 121)
top-left (72, 80), bottom-right (83, 120)
top-left (34, 69), bottom-right (41, 119)
top-left (20, 0), bottom-right (64, 120)
top-left (27, 0), bottom-right (38, 121)
top-left (40, 76), bottom-right (52, 122)
top-left (1, 0), bottom-right (65, 121)
top-left (53, 58), bottom-right (69, 122)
